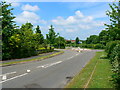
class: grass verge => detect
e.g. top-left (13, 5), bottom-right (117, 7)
top-left (65, 51), bottom-right (113, 88)
top-left (1, 51), bottom-right (64, 66)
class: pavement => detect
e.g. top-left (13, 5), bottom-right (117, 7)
top-left (1, 48), bottom-right (102, 88)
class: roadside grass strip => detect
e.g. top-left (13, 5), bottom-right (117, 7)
top-left (65, 51), bottom-right (113, 88)
top-left (1, 51), bottom-right (64, 66)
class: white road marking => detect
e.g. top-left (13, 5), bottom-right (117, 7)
top-left (44, 61), bottom-right (62, 68)
top-left (26, 70), bottom-right (31, 73)
top-left (67, 56), bottom-right (74, 60)
top-left (66, 53), bottom-right (79, 61)
top-left (0, 73), bottom-right (28, 83)
top-left (0, 71), bottom-right (16, 76)
top-left (2, 75), bottom-right (7, 80)
top-left (36, 61), bottom-right (62, 68)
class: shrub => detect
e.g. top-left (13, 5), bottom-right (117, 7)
top-left (110, 43), bottom-right (120, 88)
top-left (105, 41), bottom-right (120, 58)
top-left (94, 44), bottom-right (105, 49)
top-left (78, 44), bottom-right (105, 49)
top-left (37, 47), bottom-right (54, 54)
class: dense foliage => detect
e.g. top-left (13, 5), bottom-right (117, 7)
top-left (105, 1), bottom-right (120, 88)
top-left (54, 36), bottom-right (66, 49)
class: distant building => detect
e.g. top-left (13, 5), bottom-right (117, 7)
top-left (66, 40), bottom-right (75, 43)
top-left (66, 40), bottom-right (83, 44)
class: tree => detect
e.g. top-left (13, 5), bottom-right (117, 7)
top-left (86, 35), bottom-right (99, 44)
top-left (105, 1), bottom-right (120, 88)
top-left (1, 1), bottom-right (18, 59)
top-left (15, 22), bottom-right (37, 58)
top-left (46, 25), bottom-right (57, 46)
top-left (36, 25), bottom-right (41, 34)
top-left (75, 37), bottom-right (79, 44)
top-left (99, 30), bottom-right (109, 45)
top-left (35, 25), bottom-right (44, 45)
top-left (66, 40), bottom-right (71, 44)
top-left (54, 36), bottom-right (66, 49)
top-left (105, 1), bottom-right (120, 40)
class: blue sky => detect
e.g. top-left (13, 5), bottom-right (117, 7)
top-left (10, 2), bottom-right (112, 40)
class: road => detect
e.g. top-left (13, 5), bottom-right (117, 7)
top-left (1, 49), bottom-right (100, 88)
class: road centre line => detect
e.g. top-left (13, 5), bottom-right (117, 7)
top-left (37, 61), bottom-right (62, 68)
top-left (0, 73), bottom-right (28, 83)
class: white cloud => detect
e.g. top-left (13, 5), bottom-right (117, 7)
top-left (11, 2), bottom-right (20, 7)
top-left (66, 29), bottom-right (77, 33)
top-left (51, 10), bottom-right (105, 37)
top-left (21, 4), bottom-right (40, 11)
top-left (15, 11), bottom-right (46, 24)
top-left (75, 11), bottom-right (84, 18)
top-left (52, 11), bottom-right (96, 26)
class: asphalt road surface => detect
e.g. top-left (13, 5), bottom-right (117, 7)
top-left (1, 49), bottom-right (101, 88)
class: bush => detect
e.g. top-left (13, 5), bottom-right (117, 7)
top-left (94, 44), bottom-right (105, 49)
top-left (110, 43), bottom-right (120, 88)
top-left (78, 44), bottom-right (105, 49)
top-left (105, 41), bottom-right (120, 58)
top-left (37, 47), bottom-right (54, 54)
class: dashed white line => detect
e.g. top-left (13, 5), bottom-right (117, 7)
top-left (36, 61), bottom-right (62, 68)
top-left (0, 73), bottom-right (28, 83)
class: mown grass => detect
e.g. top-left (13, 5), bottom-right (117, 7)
top-left (1, 51), bottom-right (64, 66)
top-left (65, 51), bottom-right (113, 88)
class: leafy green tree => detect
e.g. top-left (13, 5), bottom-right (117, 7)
top-left (99, 30), bottom-right (109, 45)
top-left (46, 25), bottom-right (58, 46)
top-left (1, 1), bottom-right (19, 59)
top-left (18, 23), bottom-right (37, 58)
top-left (75, 37), bottom-right (79, 44)
top-left (66, 40), bottom-right (71, 44)
top-left (35, 25), bottom-right (44, 44)
top-left (54, 36), bottom-right (66, 49)
top-left (105, 1), bottom-right (120, 88)
top-left (105, 1), bottom-right (120, 40)
top-left (86, 35), bottom-right (99, 44)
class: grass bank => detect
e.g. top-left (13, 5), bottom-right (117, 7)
top-left (65, 51), bottom-right (113, 88)
top-left (1, 50), bottom-right (64, 67)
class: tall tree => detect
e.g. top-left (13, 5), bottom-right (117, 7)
top-left (34, 25), bottom-right (44, 46)
top-left (75, 37), bottom-right (79, 44)
top-left (1, 1), bottom-right (18, 59)
top-left (46, 25), bottom-right (57, 45)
